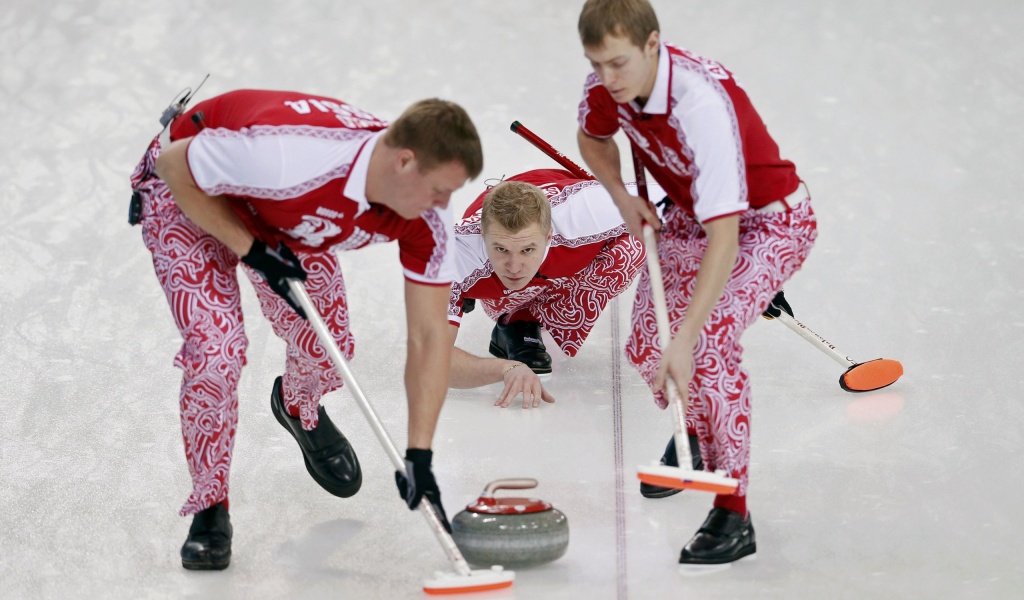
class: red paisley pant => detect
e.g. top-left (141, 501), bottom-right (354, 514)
top-left (626, 194), bottom-right (817, 498)
top-left (480, 234), bottom-right (646, 356)
top-left (131, 137), bottom-right (352, 516)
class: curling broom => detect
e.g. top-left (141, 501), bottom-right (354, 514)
top-left (287, 279), bottom-right (515, 595)
top-left (629, 150), bottom-right (739, 495)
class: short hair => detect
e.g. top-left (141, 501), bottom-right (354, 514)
top-left (481, 181), bottom-right (552, 236)
top-left (578, 0), bottom-right (660, 49)
top-left (383, 99), bottom-right (483, 179)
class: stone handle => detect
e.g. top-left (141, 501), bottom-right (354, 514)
top-left (481, 478), bottom-right (539, 497)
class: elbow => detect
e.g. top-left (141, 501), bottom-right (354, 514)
top-left (577, 127), bottom-right (597, 149)
top-left (154, 138), bottom-right (192, 185)
top-left (153, 151), bottom-right (172, 182)
top-left (577, 127), bottom-right (593, 148)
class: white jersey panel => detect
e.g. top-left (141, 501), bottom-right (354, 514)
top-left (187, 126), bottom-right (371, 200)
top-left (668, 61), bottom-right (749, 222)
top-left (548, 182), bottom-right (627, 241)
top-left (450, 230), bottom-right (492, 289)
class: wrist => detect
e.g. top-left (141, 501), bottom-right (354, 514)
top-left (611, 191), bottom-right (634, 208)
top-left (405, 448), bottom-right (433, 464)
top-left (671, 326), bottom-right (700, 351)
top-left (502, 362), bottom-right (524, 379)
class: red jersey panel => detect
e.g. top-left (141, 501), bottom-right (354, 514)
top-left (169, 89), bottom-right (455, 285)
top-left (579, 43), bottom-right (799, 223)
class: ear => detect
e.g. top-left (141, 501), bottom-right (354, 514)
top-left (645, 30), bottom-right (660, 56)
top-left (396, 148), bottom-right (417, 173)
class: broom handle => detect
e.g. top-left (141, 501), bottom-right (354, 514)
top-left (287, 279), bottom-right (472, 577)
top-left (774, 311), bottom-right (858, 367)
top-left (640, 224), bottom-right (694, 472)
top-left (632, 149), bottom-right (694, 472)
top-left (510, 121), bottom-right (593, 179)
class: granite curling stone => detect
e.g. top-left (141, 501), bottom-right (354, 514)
top-left (451, 478), bottom-right (569, 568)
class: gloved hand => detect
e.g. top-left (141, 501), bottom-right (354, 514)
top-left (395, 448), bottom-right (451, 533)
top-left (241, 239), bottom-right (308, 319)
top-left (762, 290), bottom-right (794, 320)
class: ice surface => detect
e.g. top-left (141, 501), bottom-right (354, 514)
top-left (1, 1), bottom-right (1022, 598)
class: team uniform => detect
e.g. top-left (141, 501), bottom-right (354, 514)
top-left (449, 169), bottom-right (647, 357)
top-left (579, 43), bottom-right (817, 507)
top-left (129, 90), bottom-right (456, 516)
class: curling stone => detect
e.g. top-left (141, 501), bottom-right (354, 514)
top-left (451, 478), bottom-right (569, 568)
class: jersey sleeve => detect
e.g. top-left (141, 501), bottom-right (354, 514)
top-left (447, 285), bottom-right (466, 326)
top-left (672, 77), bottom-right (750, 223)
top-left (398, 204), bottom-right (457, 286)
top-left (578, 73), bottom-right (621, 139)
top-left (447, 224), bottom-right (493, 327)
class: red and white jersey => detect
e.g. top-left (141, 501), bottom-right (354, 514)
top-left (578, 43), bottom-right (799, 224)
top-left (169, 89), bottom-right (456, 286)
top-left (447, 169), bottom-right (660, 325)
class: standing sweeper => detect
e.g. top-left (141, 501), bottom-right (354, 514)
top-left (129, 88), bottom-right (482, 574)
top-left (575, 0), bottom-right (818, 565)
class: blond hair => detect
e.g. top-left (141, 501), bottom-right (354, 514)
top-left (383, 98), bottom-right (483, 179)
top-left (578, 0), bottom-right (660, 49)
top-left (481, 181), bottom-right (551, 235)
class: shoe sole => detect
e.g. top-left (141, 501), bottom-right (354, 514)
top-left (488, 342), bottom-right (553, 375)
top-left (679, 544), bottom-right (757, 566)
top-left (182, 556), bottom-right (231, 570)
top-left (678, 554), bottom-right (756, 576)
top-left (272, 396), bottom-right (362, 498)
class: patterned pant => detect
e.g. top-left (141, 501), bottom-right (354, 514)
top-left (626, 196), bottom-right (817, 497)
top-left (130, 137), bottom-right (352, 516)
top-left (480, 234), bottom-right (645, 356)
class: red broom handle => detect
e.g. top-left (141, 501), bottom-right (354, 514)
top-left (510, 121), bottom-right (593, 180)
top-left (630, 146), bottom-right (650, 203)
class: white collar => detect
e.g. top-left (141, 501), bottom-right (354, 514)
top-left (342, 130), bottom-right (385, 211)
top-left (634, 42), bottom-right (670, 115)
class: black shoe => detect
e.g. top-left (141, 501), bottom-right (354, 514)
top-left (271, 376), bottom-right (362, 498)
top-left (679, 508), bottom-right (756, 565)
top-left (488, 318), bottom-right (552, 374)
top-left (181, 502), bottom-right (232, 570)
top-left (640, 434), bottom-right (704, 498)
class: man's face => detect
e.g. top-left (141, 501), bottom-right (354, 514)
top-left (483, 221), bottom-right (551, 290)
top-left (584, 30), bottom-right (660, 104)
top-left (390, 154), bottom-right (469, 219)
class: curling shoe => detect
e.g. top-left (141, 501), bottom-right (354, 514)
top-left (181, 502), bottom-right (232, 570)
top-left (271, 376), bottom-right (362, 498)
top-left (640, 434), bottom-right (704, 499)
top-left (679, 508), bottom-right (756, 565)
top-left (488, 318), bottom-right (552, 374)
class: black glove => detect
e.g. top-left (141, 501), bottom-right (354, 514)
top-left (762, 290), bottom-right (794, 320)
top-left (241, 239), bottom-right (308, 319)
top-left (395, 448), bottom-right (451, 533)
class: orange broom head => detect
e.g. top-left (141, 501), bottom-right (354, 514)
top-left (840, 358), bottom-right (904, 392)
top-left (423, 567), bottom-right (515, 595)
top-left (636, 465), bottom-right (739, 496)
